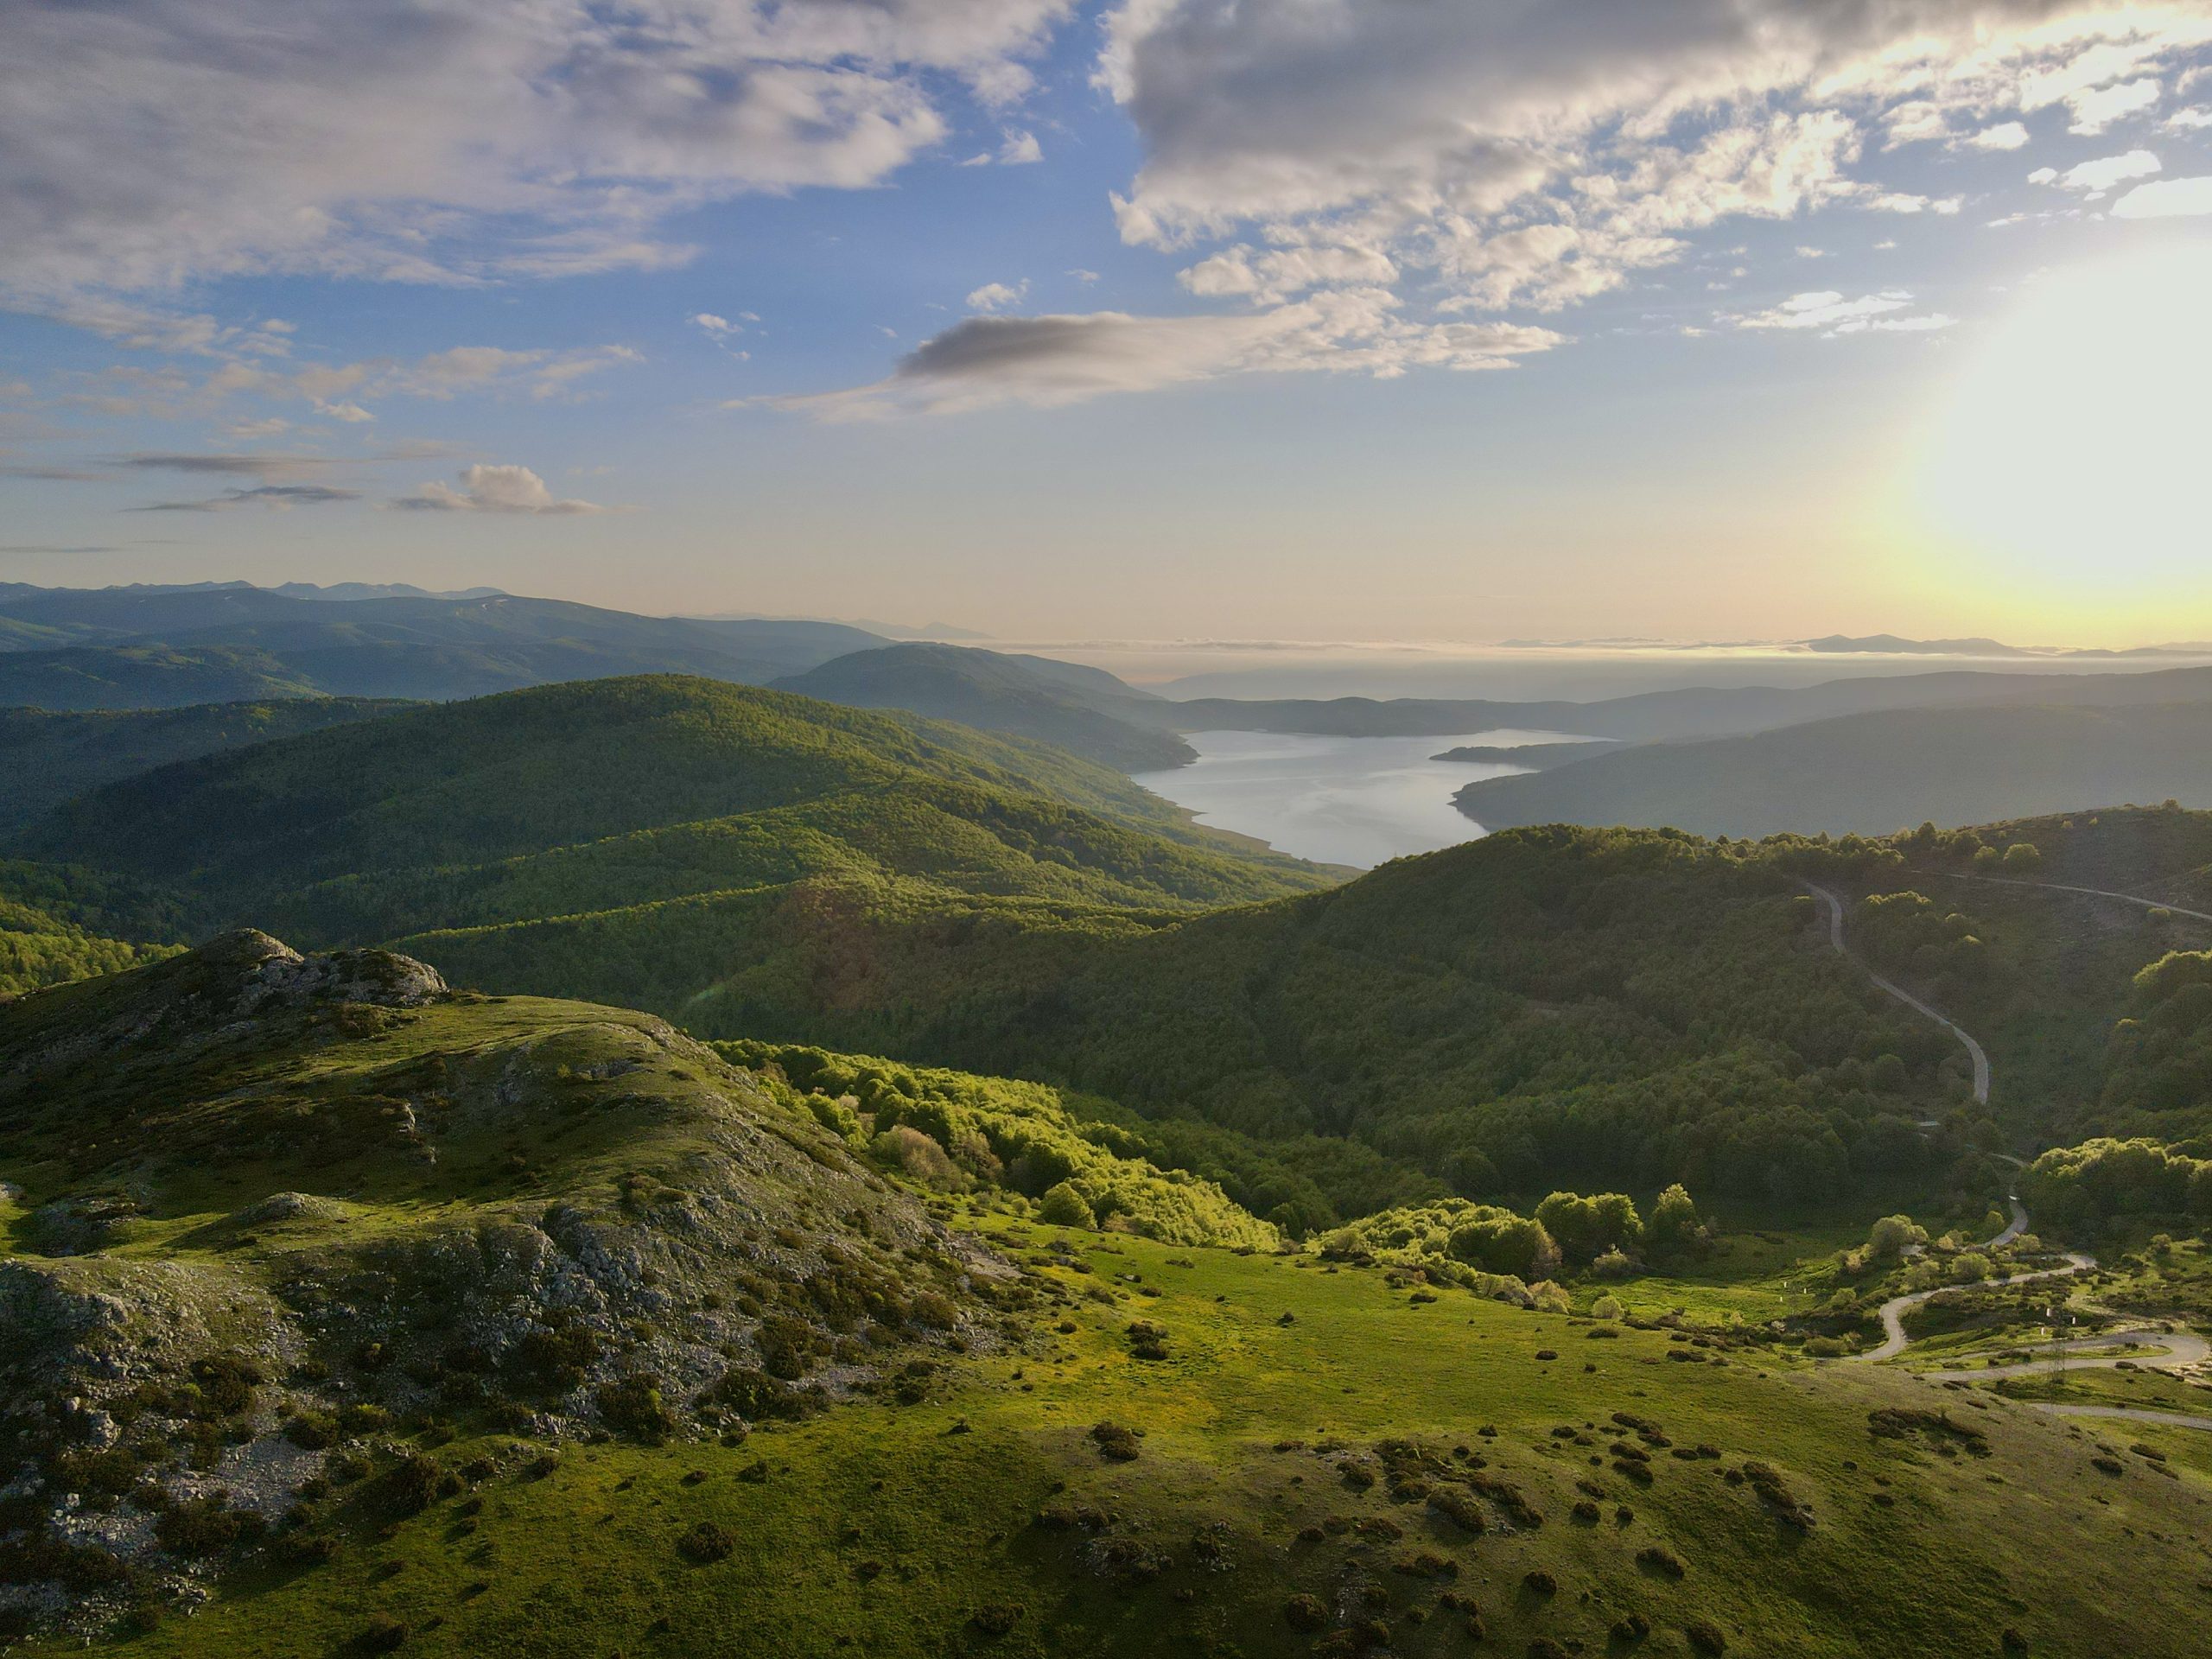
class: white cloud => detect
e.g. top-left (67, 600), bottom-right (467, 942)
top-left (0, 0), bottom-right (1073, 302)
top-left (1066, 269), bottom-right (1101, 283)
top-left (781, 293), bottom-right (1567, 418)
top-left (999, 129), bottom-right (1044, 165)
top-left (2113, 174), bottom-right (2212, 214)
top-left (1728, 289), bottom-right (1955, 336)
top-left (692, 314), bottom-right (741, 338)
top-left (2067, 76), bottom-right (2163, 132)
top-left (2049, 149), bottom-right (2163, 192)
top-left (1092, 0), bottom-right (2212, 353)
top-left (397, 463), bottom-right (605, 514)
top-left (965, 280), bottom-right (1030, 312)
top-left (1794, 245), bottom-right (1829, 258)
top-left (2168, 105), bottom-right (2212, 126)
top-left (1866, 193), bottom-right (1965, 215)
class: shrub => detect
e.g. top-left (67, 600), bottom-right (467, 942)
top-left (1038, 1181), bottom-right (1096, 1229)
top-left (677, 1521), bottom-right (735, 1563)
top-left (1284, 1593), bottom-right (1328, 1632)
top-left (285, 1412), bottom-right (340, 1450)
top-left (1686, 1622), bottom-right (1728, 1655)
top-left (596, 1374), bottom-right (678, 1445)
top-left (156, 1496), bottom-right (268, 1558)
top-left (1636, 1545), bottom-right (1685, 1579)
top-left (353, 1614), bottom-right (410, 1652)
top-left (1089, 1421), bottom-right (1141, 1461)
top-left (1590, 1295), bottom-right (1624, 1320)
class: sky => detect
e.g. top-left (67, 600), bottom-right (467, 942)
top-left (3, 0), bottom-right (2211, 647)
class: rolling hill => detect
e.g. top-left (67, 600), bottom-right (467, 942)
top-left (0, 697), bottom-right (410, 831)
top-left (7, 937), bottom-right (2212, 1657)
top-left (775, 644), bottom-right (1193, 772)
top-left (11, 675), bottom-right (1330, 948)
top-left (402, 823), bottom-right (1980, 1231)
top-left (1452, 700), bottom-right (2212, 839)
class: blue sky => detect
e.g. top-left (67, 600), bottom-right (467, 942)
top-left (3, 1), bottom-right (2210, 644)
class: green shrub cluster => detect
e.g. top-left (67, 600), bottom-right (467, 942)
top-left (717, 1041), bottom-right (1279, 1250)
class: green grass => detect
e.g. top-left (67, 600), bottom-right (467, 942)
top-left (86, 1216), bottom-right (2212, 1658)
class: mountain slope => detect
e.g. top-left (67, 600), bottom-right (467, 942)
top-left (774, 643), bottom-right (1193, 772)
top-left (13, 676), bottom-right (1330, 944)
top-left (0, 587), bottom-right (886, 709)
top-left (8, 941), bottom-right (2212, 1657)
top-left (1452, 700), bottom-right (2212, 839)
top-left (0, 698), bottom-right (410, 831)
top-left (410, 824), bottom-right (1976, 1230)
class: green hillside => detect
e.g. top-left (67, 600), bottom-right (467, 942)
top-left (773, 643), bottom-right (1194, 772)
top-left (13, 676), bottom-right (1330, 944)
top-left (1453, 700), bottom-right (2212, 839)
top-left (0, 645), bottom-right (325, 711)
top-left (7, 939), bottom-right (2212, 1657)
top-left (408, 826), bottom-right (1986, 1231)
top-left (0, 698), bottom-right (410, 831)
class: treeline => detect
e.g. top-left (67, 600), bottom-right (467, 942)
top-left (1315, 1185), bottom-right (1710, 1302)
top-left (616, 828), bottom-right (1970, 1226)
top-left (715, 1040), bottom-right (1281, 1251)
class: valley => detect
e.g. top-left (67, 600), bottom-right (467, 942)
top-left (3, 588), bottom-right (2212, 1655)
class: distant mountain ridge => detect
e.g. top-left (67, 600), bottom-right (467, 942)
top-left (0, 584), bottom-right (887, 709)
top-left (1452, 697), bottom-right (2212, 838)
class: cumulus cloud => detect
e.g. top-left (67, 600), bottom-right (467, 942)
top-left (1728, 290), bottom-right (1956, 336)
top-left (1097, 1), bottom-right (2212, 326)
top-left (965, 281), bottom-right (1030, 312)
top-left (999, 129), bottom-right (1044, 165)
top-left (1, 0), bottom-right (1072, 302)
top-left (2067, 76), bottom-right (2163, 130)
top-left (781, 292), bottom-right (1566, 418)
top-left (397, 462), bottom-right (605, 514)
top-left (2167, 105), bottom-right (2212, 125)
top-left (2113, 173), bottom-right (2212, 213)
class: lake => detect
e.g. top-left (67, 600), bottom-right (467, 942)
top-left (1132, 729), bottom-right (1592, 869)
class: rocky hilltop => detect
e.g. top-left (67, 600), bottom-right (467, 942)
top-left (0, 936), bottom-right (1014, 1639)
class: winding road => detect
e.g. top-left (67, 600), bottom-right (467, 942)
top-left (1910, 868), bottom-right (2212, 926)
top-left (1806, 883), bottom-right (1989, 1104)
top-left (1803, 880), bottom-right (2212, 1421)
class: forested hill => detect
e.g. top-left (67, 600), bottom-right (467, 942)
top-left (1453, 699), bottom-right (2212, 838)
top-left (408, 823), bottom-right (1981, 1232)
top-left (773, 642), bottom-right (1192, 772)
top-left (10, 675), bottom-right (1330, 947)
top-left (0, 697), bottom-right (410, 831)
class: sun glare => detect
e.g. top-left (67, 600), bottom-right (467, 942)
top-left (1918, 238), bottom-right (2212, 592)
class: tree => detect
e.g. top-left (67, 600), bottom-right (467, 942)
top-left (1643, 1184), bottom-right (1708, 1264)
top-left (1866, 1214), bottom-right (1927, 1262)
top-left (1535, 1191), bottom-right (1643, 1264)
top-left (1448, 1214), bottom-right (1559, 1281)
top-left (2001, 842), bottom-right (2042, 873)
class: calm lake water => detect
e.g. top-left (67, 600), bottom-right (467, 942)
top-left (1132, 729), bottom-right (1591, 870)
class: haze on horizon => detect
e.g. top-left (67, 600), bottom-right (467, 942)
top-left (3, 0), bottom-right (2211, 647)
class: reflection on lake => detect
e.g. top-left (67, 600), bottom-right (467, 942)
top-left (1132, 729), bottom-right (1594, 870)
